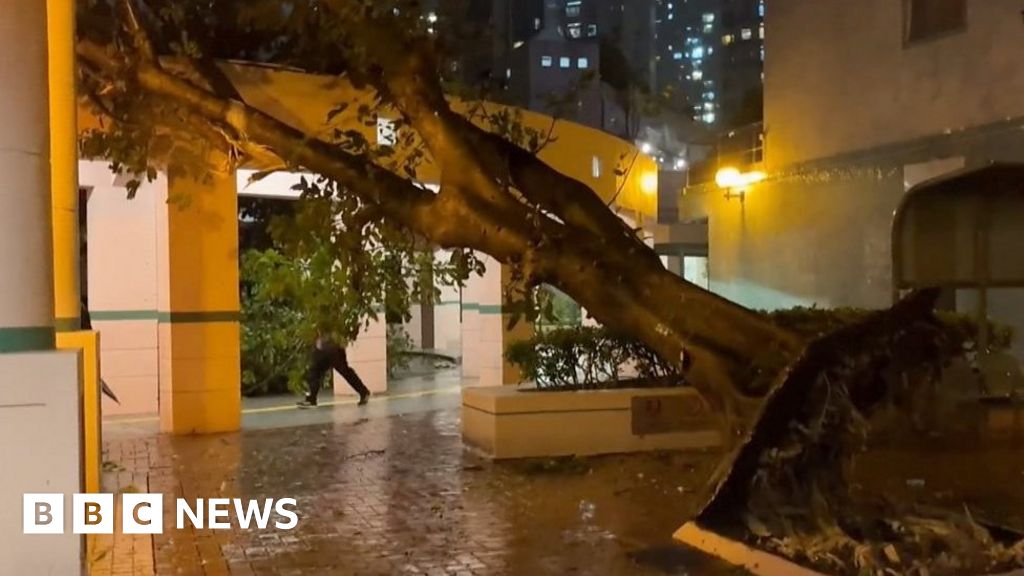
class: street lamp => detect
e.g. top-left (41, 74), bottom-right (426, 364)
top-left (715, 167), bottom-right (765, 203)
top-left (641, 172), bottom-right (658, 195)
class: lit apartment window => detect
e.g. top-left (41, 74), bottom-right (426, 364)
top-left (904, 0), bottom-right (967, 44)
top-left (702, 112), bottom-right (716, 123)
top-left (566, 1), bottom-right (581, 17)
top-left (587, 24), bottom-right (598, 36)
top-left (541, 55), bottom-right (553, 67)
top-left (702, 13), bottom-right (715, 23)
top-left (722, 34), bottom-right (734, 45)
top-left (534, 17), bottom-right (541, 30)
top-left (568, 23), bottom-right (582, 38)
top-left (741, 28), bottom-right (753, 40)
top-left (758, 1), bottom-right (765, 17)
top-left (759, 24), bottom-right (765, 39)
top-left (703, 24), bottom-right (713, 33)
top-left (673, 51), bottom-right (684, 60)
top-left (691, 69), bottom-right (703, 80)
top-left (559, 56), bottom-right (571, 68)
top-left (690, 46), bottom-right (704, 59)
top-left (577, 57), bottom-right (589, 69)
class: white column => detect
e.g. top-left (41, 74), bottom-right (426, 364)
top-left (434, 250), bottom-right (462, 356)
top-left (0, 2), bottom-right (85, 573)
top-left (0, 0), bottom-right (55, 345)
top-left (461, 256), bottom-right (533, 387)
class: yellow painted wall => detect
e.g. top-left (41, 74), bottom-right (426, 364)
top-left (216, 64), bottom-right (659, 217)
top-left (55, 330), bottom-right (101, 493)
top-left (78, 63), bottom-right (660, 227)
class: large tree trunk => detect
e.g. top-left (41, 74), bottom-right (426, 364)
top-left (75, 4), bottom-right (1022, 572)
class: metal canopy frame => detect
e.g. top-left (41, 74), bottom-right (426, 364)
top-left (892, 162), bottom-right (1024, 350)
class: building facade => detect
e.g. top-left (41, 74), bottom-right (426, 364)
top-left (680, 0), bottom-right (1024, 356)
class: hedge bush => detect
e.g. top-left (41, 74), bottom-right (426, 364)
top-left (506, 307), bottom-right (1014, 391)
top-left (505, 326), bottom-right (681, 390)
top-left (766, 306), bottom-right (1014, 351)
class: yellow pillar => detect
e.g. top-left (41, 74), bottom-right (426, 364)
top-left (48, 0), bottom-right (102, 495)
top-left (48, 0), bottom-right (80, 331)
top-left (157, 161), bottom-right (241, 434)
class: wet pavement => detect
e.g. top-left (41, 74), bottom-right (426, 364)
top-left (95, 403), bottom-right (740, 576)
top-left (93, 380), bottom-right (1024, 576)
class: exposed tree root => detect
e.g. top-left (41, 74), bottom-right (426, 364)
top-left (695, 288), bottom-right (1024, 575)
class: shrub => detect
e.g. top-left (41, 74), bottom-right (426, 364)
top-left (240, 284), bottom-right (309, 397)
top-left (505, 326), bottom-right (681, 390)
top-left (506, 307), bottom-right (1014, 392)
top-left (766, 306), bottom-right (1014, 352)
top-left (386, 324), bottom-right (413, 377)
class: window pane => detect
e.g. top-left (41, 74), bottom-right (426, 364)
top-left (906, 0), bottom-right (966, 43)
top-left (541, 55), bottom-right (553, 67)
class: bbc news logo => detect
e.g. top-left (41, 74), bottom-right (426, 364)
top-left (24, 494), bottom-right (298, 534)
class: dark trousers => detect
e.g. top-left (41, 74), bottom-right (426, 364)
top-left (306, 345), bottom-right (370, 401)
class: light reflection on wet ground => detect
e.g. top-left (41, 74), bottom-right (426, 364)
top-left (103, 406), bottom-right (743, 575)
top-left (99, 387), bottom-right (1023, 575)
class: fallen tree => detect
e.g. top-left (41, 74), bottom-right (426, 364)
top-left (74, 2), bottom-right (1022, 573)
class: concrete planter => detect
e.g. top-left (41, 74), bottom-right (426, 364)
top-left (675, 522), bottom-right (1024, 576)
top-left (461, 385), bottom-right (721, 459)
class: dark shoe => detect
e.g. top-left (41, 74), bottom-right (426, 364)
top-left (358, 393), bottom-right (370, 406)
top-left (296, 398), bottom-right (317, 409)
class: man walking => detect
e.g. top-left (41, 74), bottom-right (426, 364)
top-left (298, 333), bottom-right (370, 408)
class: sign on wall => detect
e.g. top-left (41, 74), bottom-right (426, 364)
top-left (630, 394), bottom-right (710, 436)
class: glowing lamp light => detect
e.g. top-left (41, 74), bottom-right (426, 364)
top-left (715, 167), bottom-right (742, 188)
top-left (715, 167), bottom-right (765, 189)
top-left (640, 142), bottom-right (653, 155)
top-left (744, 170), bottom-right (766, 185)
top-left (641, 172), bottom-right (658, 195)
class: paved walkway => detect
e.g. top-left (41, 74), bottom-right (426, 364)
top-left (93, 383), bottom-right (1024, 576)
top-left (94, 400), bottom-right (736, 576)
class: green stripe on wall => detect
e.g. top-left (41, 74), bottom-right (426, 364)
top-left (54, 317), bottom-right (81, 332)
top-left (460, 303), bottom-right (503, 315)
top-left (0, 326), bottom-right (55, 353)
top-left (90, 310), bottom-right (159, 321)
top-left (157, 311), bottom-right (241, 324)
top-left (89, 310), bottom-right (240, 324)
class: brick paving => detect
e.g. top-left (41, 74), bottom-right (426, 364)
top-left (92, 408), bottom-right (733, 576)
